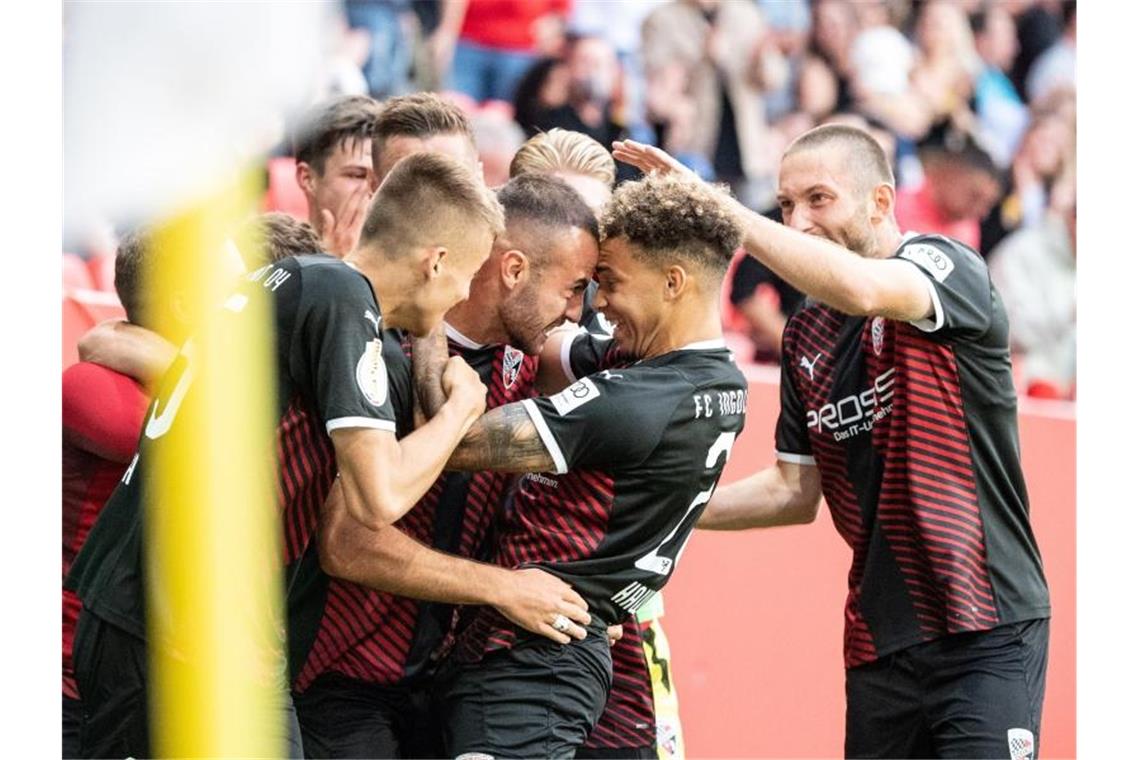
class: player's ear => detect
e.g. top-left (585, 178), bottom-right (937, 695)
top-left (423, 246), bottom-right (447, 281)
top-left (663, 264), bottom-right (688, 301)
top-left (295, 161), bottom-right (316, 196)
top-left (500, 249), bottom-right (529, 289)
top-left (870, 182), bottom-right (895, 224)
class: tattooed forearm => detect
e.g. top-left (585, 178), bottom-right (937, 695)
top-left (411, 326), bottom-right (449, 419)
top-left (447, 403), bottom-right (556, 473)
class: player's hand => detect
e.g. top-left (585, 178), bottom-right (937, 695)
top-left (318, 181), bottom-right (373, 258)
top-left (441, 355), bottom-right (487, 419)
top-left (495, 568), bottom-right (591, 645)
top-left (606, 624), bottom-right (623, 647)
top-left (611, 139), bottom-right (697, 180)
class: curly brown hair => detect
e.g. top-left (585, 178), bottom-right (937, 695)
top-left (600, 174), bottom-right (742, 276)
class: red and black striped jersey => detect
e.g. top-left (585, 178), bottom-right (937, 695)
top-left (65, 255), bottom-right (405, 683)
top-left (582, 618), bottom-right (656, 750)
top-left (776, 234), bottom-right (1051, 668)
top-left (293, 325), bottom-right (540, 692)
top-left (456, 339), bottom-right (747, 659)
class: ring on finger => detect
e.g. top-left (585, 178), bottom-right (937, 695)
top-left (552, 614), bottom-right (572, 634)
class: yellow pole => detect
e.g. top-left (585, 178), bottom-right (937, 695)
top-left (145, 171), bottom-right (283, 758)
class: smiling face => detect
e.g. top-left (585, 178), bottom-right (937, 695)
top-left (591, 236), bottom-right (668, 359)
top-left (777, 144), bottom-right (880, 257)
top-left (498, 226), bottom-right (598, 355)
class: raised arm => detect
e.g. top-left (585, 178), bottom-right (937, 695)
top-left (612, 140), bottom-right (934, 322)
top-left (332, 355), bottom-right (488, 529)
top-left (318, 480), bottom-right (590, 644)
top-left (698, 460), bottom-right (822, 530)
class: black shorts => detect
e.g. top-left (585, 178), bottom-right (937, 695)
top-left (73, 608), bottom-right (304, 759)
top-left (441, 628), bottom-right (613, 759)
top-left (845, 618), bottom-right (1050, 759)
top-left (63, 695), bottom-right (82, 759)
top-left (293, 672), bottom-right (443, 759)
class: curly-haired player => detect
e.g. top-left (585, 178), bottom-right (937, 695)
top-left (422, 173), bottom-right (748, 759)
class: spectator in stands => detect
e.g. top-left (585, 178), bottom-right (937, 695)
top-left (293, 95), bottom-right (383, 258)
top-left (970, 4), bottom-right (1030, 168)
top-left (515, 35), bottom-right (626, 150)
top-left (805, 0), bottom-right (858, 115)
top-left (471, 107), bottom-right (526, 187)
top-left (62, 227), bottom-right (247, 756)
top-left (756, 0), bottom-right (812, 124)
top-left (642, 0), bottom-right (777, 209)
top-left (894, 131), bottom-right (1003, 251)
top-left (343, 0), bottom-right (416, 98)
top-left (1026, 0), bottom-right (1076, 106)
top-left (1008, 0), bottom-right (1062, 102)
top-left (436, 0), bottom-right (571, 103)
top-left (989, 178), bottom-right (1076, 397)
top-left (980, 108), bottom-right (1074, 254)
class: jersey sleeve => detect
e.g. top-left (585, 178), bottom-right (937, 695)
top-left (562, 330), bottom-right (625, 382)
top-left (895, 236), bottom-right (993, 340)
top-left (62, 362), bottom-right (149, 463)
top-left (520, 368), bottom-right (683, 474)
top-left (294, 265), bottom-right (398, 434)
top-left (774, 334), bottom-right (815, 466)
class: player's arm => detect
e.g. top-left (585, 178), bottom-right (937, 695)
top-left (76, 320), bottom-right (177, 391)
top-left (318, 480), bottom-right (590, 644)
top-left (612, 139), bottom-right (934, 322)
top-left (535, 325), bottom-right (582, 395)
top-left (331, 356), bottom-right (487, 529)
top-left (446, 401), bottom-right (557, 473)
top-left (410, 324), bottom-right (449, 419)
top-left (697, 460), bottom-right (822, 530)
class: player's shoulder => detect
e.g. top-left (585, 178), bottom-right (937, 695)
top-left (894, 233), bottom-right (988, 281)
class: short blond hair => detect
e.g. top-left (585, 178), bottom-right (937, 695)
top-left (361, 152), bottom-right (504, 256)
top-left (510, 128), bottom-right (616, 186)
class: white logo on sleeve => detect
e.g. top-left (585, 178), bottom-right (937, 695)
top-left (1007, 728), bottom-right (1034, 760)
top-left (363, 309), bottom-right (382, 335)
top-left (800, 352), bottom-right (822, 381)
top-left (871, 317), bottom-right (885, 356)
top-left (356, 338), bottom-right (389, 407)
top-left (899, 243), bottom-right (955, 283)
top-left (550, 377), bottom-right (600, 416)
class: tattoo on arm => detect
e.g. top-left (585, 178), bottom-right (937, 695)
top-left (447, 403), bottom-right (556, 473)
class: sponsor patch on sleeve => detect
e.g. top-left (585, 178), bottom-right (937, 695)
top-left (355, 338), bottom-right (389, 407)
top-left (550, 377), bottom-right (600, 416)
top-left (899, 243), bottom-right (955, 283)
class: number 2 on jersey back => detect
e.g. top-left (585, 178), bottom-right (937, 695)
top-left (634, 431), bottom-right (737, 576)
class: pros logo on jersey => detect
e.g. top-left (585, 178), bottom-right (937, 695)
top-left (899, 243), bottom-right (956, 282)
top-left (356, 338), bottom-right (389, 407)
top-left (502, 346), bottom-right (524, 389)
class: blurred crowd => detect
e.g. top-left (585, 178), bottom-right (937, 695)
top-left (69, 0), bottom-right (1078, 398)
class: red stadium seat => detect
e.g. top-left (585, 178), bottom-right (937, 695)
top-left (263, 157), bottom-right (309, 221)
top-left (62, 288), bottom-right (126, 370)
top-left (87, 252), bottom-right (117, 292)
top-left (63, 253), bottom-right (95, 290)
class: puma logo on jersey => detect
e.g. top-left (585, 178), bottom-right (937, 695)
top-left (599, 370), bottom-right (624, 380)
top-left (800, 352), bottom-right (822, 380)
top-left (364, 309), bottom-right (382, 335)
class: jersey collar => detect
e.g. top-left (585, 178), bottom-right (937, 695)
top-left (677, 338), bottom-right (727, 351)
top-left (444, 322), bottom-right (486, 349)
